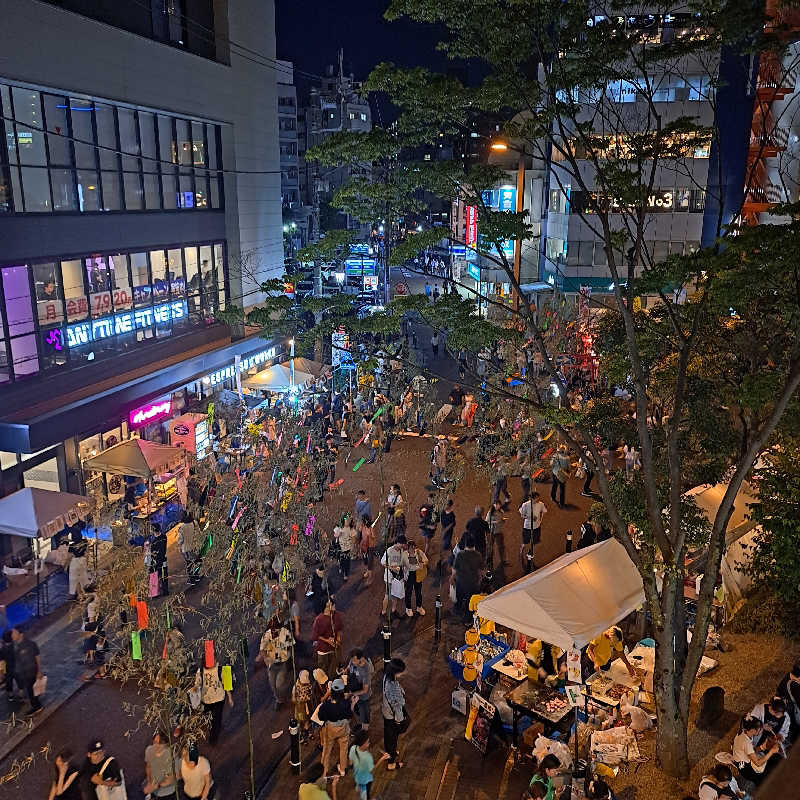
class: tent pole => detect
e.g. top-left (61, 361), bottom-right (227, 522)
top-left (35, 537), bottom-right (41, 617)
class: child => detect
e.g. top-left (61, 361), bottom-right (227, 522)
top-left (348, 729), bottom-right (387, 800)
top-left (292, 670), bottom-right (313, 740)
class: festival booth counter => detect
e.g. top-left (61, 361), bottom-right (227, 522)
top-left (0, 488), bottom-right (95, 623)
top-left (475, 539), bottom-right (651, 767)
top-left (83, 439), bottom-right (188, 537)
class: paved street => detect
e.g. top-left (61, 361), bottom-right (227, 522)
top-left (0, 271), bottom-right (596, 799)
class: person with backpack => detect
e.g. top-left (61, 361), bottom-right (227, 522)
top-left (418, 494), bottom-right (438, 555)
top-left (193, 655), bottom-right (233, 745)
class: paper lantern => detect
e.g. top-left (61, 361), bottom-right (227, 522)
top-left (464, 629), bottom-right (479, 647)
top-left (131, 631), bottom-right (142, 660)
top-left (136, 601), bottom-right (149, 630)
top-left (462, 649), bottom-right (477, 666)
top-left (221, 665), bottom-right (233, 691)
top-left (462, 665), bottom-right (478, 682)
top-left (204, 640), bottom-right (215, 668)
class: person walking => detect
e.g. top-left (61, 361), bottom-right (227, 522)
top-left (347, 649), bottom-right (375, 731)
top-left (349, 729), bottom-right (388, 800)
top-left (382, 658), bottom-right (408, 770)
top-left (431, 436), bottom-right (447, 487)
top-left (85, 739), bottom-right (124, 800)
top-left (48, 748), bottom-right (81, 800)
top-left (485, 500), bottom-right (507, 568)
top-left (430, 331), bottom-right (439, 358)
top-left (403, 539), bottom-right (428, 616)
top-left (333, 518), bottom-right (356, 581)
top-left (354, 490), bottom-right (372, 524)
top-left (418, 493), bottom-right (438, 555)
top-left (453, 536), bottom-right (483, 619)
top-left (518, 491), bottom-right (547, 572)
top-left (424, 282), bottom-right (432, 300)
top-left (437, 499), bottom-right (456, 578)
top-left (292, 670), bottom-right (314, 740)
top-left (299, 764), bottom-right (338, 800)
top-left (68, 531), bottom-right (90, 598)
top-left (550, 445), bottom-right (571, 508)
top-left (312, 598), bottom-right (344, 678)
top-left (11, 626), bottom-right (42, 714)
top-left (193, 655), bottom-right (233, 745)
top-left (319, 677), bottom-right (352, 778)
top-left (381, 536), bottom-right (407, 618)
top-left (433, 284), bottom-right (440, 302)
top-left (579, 447), bottom-right (595, 497)
top-left (144, 730), bottom-right (178, 799)
top-left (257, 621), bottom-right (294, 709)
top-left (180, 744), bottom-right (215, 800)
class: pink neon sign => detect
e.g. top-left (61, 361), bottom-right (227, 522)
top-left (129, 399), bottom-right (172, 428)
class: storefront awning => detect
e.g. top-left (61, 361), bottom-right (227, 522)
top-left (0, 487), bottom-right (95, 539)
top-left (476, 539), bottom-right (644, 650)
top-left (83, 439), bottom-right (187, 479)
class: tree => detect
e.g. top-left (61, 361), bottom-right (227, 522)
top-left (262, 0), bottom-right (800, 777)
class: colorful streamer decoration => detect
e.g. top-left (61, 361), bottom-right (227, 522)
top-left (221, 665), bottom-right (233, 691)
top-left (131, 630), bottom-right (142, 660)
top-left (352, 457), bottom-right (365, 472)
top-left (136, 600), bottom-right (149, 630)
top-left (204, 640), bottom-right (216, 669)
top-left (304, 515), bottom-right (315, 537)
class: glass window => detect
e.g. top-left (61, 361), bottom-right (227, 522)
top-left (176, 119), bottom-right (192, 165)
top-left (594, 242), bottom-right (607, 265)
top-left (61, 259), bottom-right (88, 321)
top-left (107, 253), bottom-right (132, 310)
top-left (77, 170), bottom-right (100, 211)
top-left (10, 166), bottom-right (22, 211)
top-left (12, 88), bottom-right (47, 166)
top-left (690, 189), bottom-right (706, 212)
top-left (2, 85), bottom-right (17, 164)
top-left (0, 340), bottom-right (10, 384)
top-left (50, 168), bottom-right (77, 211)
top-left (652, 240), bottom-right (669, 263)
top-left (162, 171), bottom-right (178, 209)
top-left (179, 173), bottom-right (194, 207)
top-left (20, 167), bottom-right (52, 211)
top-left (42, 94), bottom-right (72, 166)
top-left (150, 250), bottom-right (169, 301)
top-left (192, 122), bottom-right (206, 166)
top-left (94, 103), bottom-right (118, 170)
top-left (139, 111), bottom-right (160, 209)
top-left (116, 108), bottom-right (139, 172)
top-left (130, 252), bottom-right (151, 307)
top-left (40, 323), bottom-right (67, 371)
top-left (2, 265), bottom-right (39, 379)
top-left (69, 98), bottom-right (96, 168)
top-left (207, 125), bottom-right (219, 170)
top-left (185, 246), bottom-right (201, 313)
top-left (199, 245), bottom-right (213, 310)
top-left (86, 256), bottom-right (113, 318)
top-left (676, 188), bottom-right (690, 211)
top-left (143, 173), bottom-right (160, 209)
top-left (670, 241), bottom-right (684, 256)
top-left (32, 262), bottom-right (63, 323)
top-left (195, 171), bottom-right (209, 208)
top-left (0, 165), bottom-right (11, 212)
top-left (214, 243), bottom-right (225, 310)
top-left (101, 170), bottom-right (121, 210)
top-left (157, 115), bottom-right (176, 165)
top-left (167, 248), bottom-right (185, 297)
top-left (123, 170), bottom-right (143, 210)
top-left (9, 334), bottom-right (39, 378)
top-left (210, 173), bottom-right (221, 208)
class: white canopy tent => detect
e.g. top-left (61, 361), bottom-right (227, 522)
top-left (83, 439), bottom-right (187, 479)
top-left (0, 487), bottom-right (95, 539)
top-left (476, 539), bottom-right (645, 650)
top-left (242, 363), bottom-right (314, 392)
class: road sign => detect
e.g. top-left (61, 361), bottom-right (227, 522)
top-left (394, 282), bottom-right (408, 295)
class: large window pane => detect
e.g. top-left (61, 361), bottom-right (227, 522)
top-left (21, 166), bottom-right (52, 211)
top-left (2, 265), bottom-right (36, 337)
top-left (50, 168), bottom-right (77, 211)
top-left (0, 340), bottom-right (10, 383)
top-left (157, 115), bottom-right (176, 165)
top-left (101, 170), bottom-right (121, 210)
top-left (176, 119), bottom-right (192, 165)
top-left (192, 122), bottom-right (206, 166)
top-left (214, 243), bottom-right (225, 310)
top-left (2, 86), bottom-right (17, 164)
top-left (42, 93), bottom-right (72, 166)
top-left (77, 170), bottom-right (100, 211)
top-left (185, 246), bottom-right (201, 313)
top-left (69, 98), bottom-right (96, 168)
top-left (108, 253), bottom-right (133, 311)
top-left (167, 248), bottom-right (185, 297)
top-left (116, 107), bottom-right (139, 172)
top-left (9, 335), bottom-right (39, 378)
top-left (123, 169), bottom-right (143, 209)
top-left (130, 252), bottom-right (151, 307)
top-left (179, 173), bottom-right (194, 207)
top-left (210, 173), bottom-right (221, 208)
top-left (86, 255), bottom-right (113, 318)
top-left (61, 259), bottom-right (89, 321)
top-left (195, 171), bottom-right (209, 208)
top-left (162, 172), bottom-right (178, 209)
top-left (143, 173), bottom-right (160, 209)
top-left (12, 88), bottom-right (47, 166)
top-left (94, 103), bottom-right (118, 170)
top-left (150, 250), bottom-right (169, 301)
top-left (207, 125), bottom-right (219, 169)
top-left (199, 245), bottom-right (213, 309)
top-left (10, 166), bottom-right (22, 211)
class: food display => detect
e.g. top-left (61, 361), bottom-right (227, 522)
top-left (587, 674), bottom-right (613, 695)
top-left (477, 638), bottom-right (507, 661)
top-left (508, 682), bottom-right (571, 723)
top-left (606, 683), bottom-right (632, 700)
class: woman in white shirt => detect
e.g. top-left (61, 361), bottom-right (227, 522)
top-left (732, 716), bottom-right (781, 784)
top-left (181, 744), bottom-right (214, 800)
top-left (334, 518), bottom-right (356, 581)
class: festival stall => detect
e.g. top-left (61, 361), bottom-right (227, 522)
top-left (242, 363), bottom-right (314, 393)
top-left (83, 439), bottom-right (188, 535)
top-left (474, 540), bottom-right (650, 770)
top-left (0, 488), bottom-right (95, 622)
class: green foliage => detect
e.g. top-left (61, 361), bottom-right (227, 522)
top-left (296, 229), bottom-right (355, 265)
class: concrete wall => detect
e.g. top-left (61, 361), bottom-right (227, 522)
top-left (0, 0), bottom-right (282, 306)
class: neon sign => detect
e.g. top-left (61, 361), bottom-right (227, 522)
top-left (129, 399), bottom-right (172, 428)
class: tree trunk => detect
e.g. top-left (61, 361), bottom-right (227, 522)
top-left (653, 596), bottom-right (691, 777)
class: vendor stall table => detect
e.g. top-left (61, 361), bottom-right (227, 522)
top-left (449, 635), bottom-right (509, 681)
top-left (505, 678), bottom-right (572, 748)
top-left (491, 657), bottom-right (527, 682)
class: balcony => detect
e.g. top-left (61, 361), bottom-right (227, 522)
top-left (742, 183), bottom-right (783, 214)
top-left (749, 126), bottom-right (788, 157)
top-left (756, 55), bottom-right (798, 101)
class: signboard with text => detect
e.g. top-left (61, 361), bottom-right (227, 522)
top-left (465, 205), bottom-right (478, 248)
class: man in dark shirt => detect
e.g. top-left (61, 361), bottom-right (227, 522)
top-left (150, 527), bottom-right (168, 596)
top-left (453, 536), bottom-right (483, 620)
top-left (11, 627), bottom-right (42, 713)
top-left (84, 739), bottom-right (123, 800)
top-left (464, 506), bottom-right (489, 558)
top-left (312, 598), bottom-right (344, 678)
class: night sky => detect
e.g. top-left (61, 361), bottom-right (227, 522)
top-left (275, 0), bottom-right (449, 100)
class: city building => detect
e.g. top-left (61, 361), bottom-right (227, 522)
top-left (298, 50), bottom-right (372, 237)
top-left (0, 0), bottom-right (285, 531)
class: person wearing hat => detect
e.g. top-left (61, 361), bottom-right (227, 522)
top-left (85, 739), bottom-right (123, 799)
top-left (318, 677), bottom-right (353, 777)
top-left (180, 743), bottom-right (214, 800)
top-left (292, 670), bottom-right (314, 739)
top-left (550, 444), bottom-right (571, 508)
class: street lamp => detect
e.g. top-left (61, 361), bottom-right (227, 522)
top-left (490, 140), bottom-right (509, 151)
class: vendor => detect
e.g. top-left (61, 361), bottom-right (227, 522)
top-left (527, 640), bottom-right (566, 686)
top-left (587, 626), bottom-right (635, 676)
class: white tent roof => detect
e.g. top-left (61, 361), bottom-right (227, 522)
top-left (84, 439), bottom-right (187, 478)
top-left (242, 363), bottom-right (314, 391)
top-left (0, 487), bottom-right (95, 539)
top-left (476, 539), bottom-right (645, 650)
